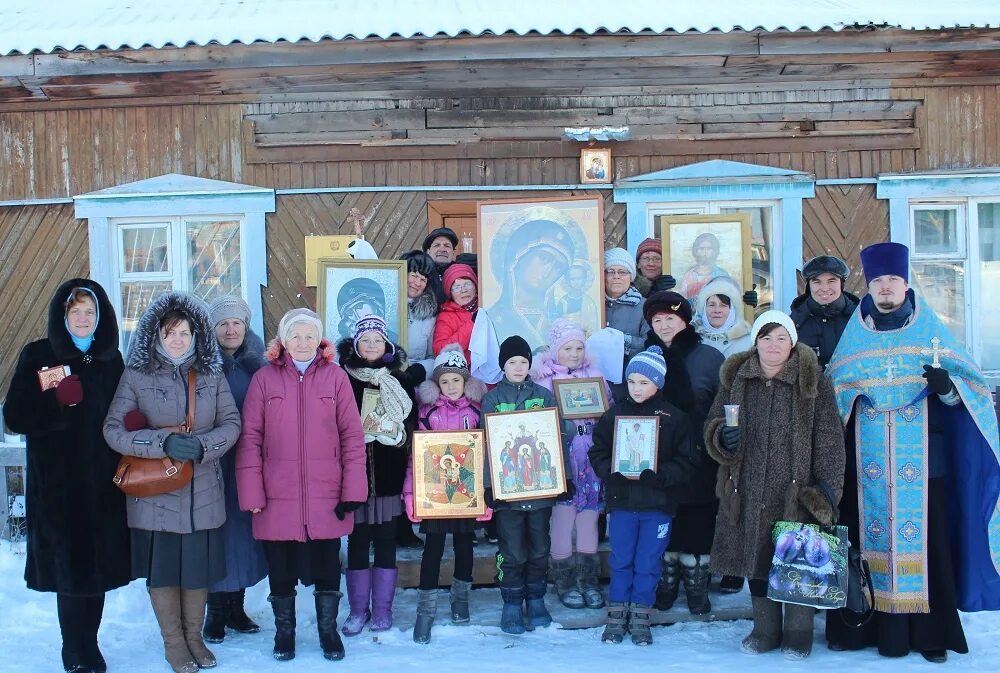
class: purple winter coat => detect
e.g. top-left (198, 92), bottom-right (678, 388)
top-left (235, 339), bottom-right (368, 541)
top-left (532, 354), bottom-right (609, 512)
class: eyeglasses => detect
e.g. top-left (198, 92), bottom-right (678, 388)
top-left (605, 269), bottom-right (631, 278)
top-left (451, 281), bottom-right (476, 292)
top-left (358, 338), bottom-right (385, 347)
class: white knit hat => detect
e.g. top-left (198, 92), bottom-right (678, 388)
top-left (750, 310), bottom-right (798, 346)
top-left (431, 344), bottom-right (470, 381)
top-left (604, 247), bottom-right (636, 280)
top-left (278, 308), bottom-right (323, 343)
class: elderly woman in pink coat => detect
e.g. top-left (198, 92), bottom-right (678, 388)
top-left (235, 308), bottom-right (367, 663)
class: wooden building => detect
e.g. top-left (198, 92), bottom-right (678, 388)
top-left (2, 3), bottom-right (1000, 397)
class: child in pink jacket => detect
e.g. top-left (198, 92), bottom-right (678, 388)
top-left (404, 344), bottom-right (491, 644)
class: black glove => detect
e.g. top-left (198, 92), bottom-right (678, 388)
top-left (655, 274), bottom-right (677, 292)
top-left (163, 433), bottom-right (204, 462)
top-left (922, 365), bottom-right (953, 396)
top-left (606, 472), bottom-right (629, 489)
top-left (407, 363), bottom-right (427, 386)
top-left (743, 284), bottom-right (758, 308)
top-left (639, 469), bottom-right (660, 489)
top-left (721, 426), bottom-right (741, 453)
top-left (334, 501), bottom-right (365, 521)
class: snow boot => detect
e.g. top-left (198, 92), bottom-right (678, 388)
top-left (226, 589), bottom-right (260, 634)
top-left (499, 586), bottom-right (526, 635)
top-left (681, 554), bottom-right (711, 615)
top-left (341, 568), bottom-right (371, 636)
top-left (202, 592), bottom-right (228, 644)
top-left (741, 596), bottom-right (782, 654)
top-left (525, 581), bottom-right (552, 630)
top-left (268, 593), bottom-right (296, 661)
top-left (781, 604), bottom-right (815, 660)
top-left (180, 588), bottom-right (216, 669)
top-left (412, 589), bottom-right (437, 644)
top-left (82, 594), bottom-right (107, 673)
top-left (601, 601), bottom-right (628, 644)
top-left (629, 604), bottom-right (654, 646)
top-left (653, 554), bottom-right (681, 610)
top-left (719, 575), bottom-right (745, 594)
top-left (369, 567), bottom-right (398, 631)
top-left (149, 587), bottom-right (198, 673)
top-left (314, 591), bottom-right (345, 661)
top-left (577, 553), bottom-right (605, 609)
top-left (449, 578), bottom-right (472, 624)
top-left (551, 557), bottom-right (585, 609)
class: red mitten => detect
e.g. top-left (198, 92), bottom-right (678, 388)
top-left (123, 409), bottom-right (149, 431)
top-left (54, 375), bottom-right (83, 407)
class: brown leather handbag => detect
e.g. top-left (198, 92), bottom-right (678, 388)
top-left (113, 369), bottom-right (197, 498)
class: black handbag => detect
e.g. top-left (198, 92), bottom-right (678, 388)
top-left (815, 481), bottom-right (876, 627)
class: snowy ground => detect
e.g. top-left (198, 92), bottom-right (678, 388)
top-left (2, 540), bottom-right (999, 673)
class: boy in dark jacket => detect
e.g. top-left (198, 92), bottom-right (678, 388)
top-left (589, 345), bottom-right (696, 646)
top-left (482, 335), bottom-right (571, 635)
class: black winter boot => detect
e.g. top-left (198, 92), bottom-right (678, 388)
top-left (268, 593), bottom-right (297, 661)
top-left (412, 589), bottom-right (437, 644)
top-left (524, 581), bottom-right (552, 630)
top-left (601, 601), bottom-right (628, 644)
top-left (449, 578), bottom-right (472, 624)
top-left (551, 557), bottom-right (585, 609)
top-left (781, 604), bottom-right (815, 660)
top-left (203, 592), bottom-right (229, 644)
top-left (576, 553), bottom-right (605, 609)
top-left (499, 586), bottom-right (526, 635)
top-left (226, 589), bottom-right (261, 634)
top-left (681, 554), bottom-right (711, 615)
top-left (741, 596), bottom-right (782, 654)
top-left (314, 591), bottom-right (345, 661)
top-left (629, 604), bottom-right (654, 646)
top-left (653, 555), bottom-right (681, 611)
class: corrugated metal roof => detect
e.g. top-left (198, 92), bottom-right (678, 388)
top-left (0, 0), bottom-right (997, 56)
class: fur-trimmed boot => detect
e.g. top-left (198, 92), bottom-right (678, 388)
top-left (551, 557), bottom-right (585, 609)
top-left (268, 593), bottom-right (296, 661)
top-left (412, 589), bottom-right (437, 644)
top-left (369, 567), bottom-right (399, 631)
top-left (601, 601), bottom-right (628, 644)
top-left (781, 604), bottom-right (815, 659)
top-left (499, 586), bottom-right (526, 635)
top-left (149, 587), bottom-right (198, 673)
top-left (226, 589), bottom-right (261, 634)
top-left (524, 581), bottom-right (552, 630)
top-left (314, 591), bottom-right (345, 661)
top-left (341, 569), bottom-right (371, 636)
top-left (680, 554), bottom-right (711, 615)
top-left (576, 553), bottom-right (605, 609)
top-left (741, 596), bottom-right (782, 654)
top-left (202, 592), bottom-right (229, 644)
top-left (449, 578), bottom-right (472, 624)
top-left (180, 588), bottom-right (216, 669)
top-left (654, 554), bottom-right (681, 611)
top-left (629, 604), bottom-right (654, 646)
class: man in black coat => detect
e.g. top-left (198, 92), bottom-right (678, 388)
top-left (789, 255), bottom-right (859, 369)
top-left (4, 278), bottom-right (131, 673)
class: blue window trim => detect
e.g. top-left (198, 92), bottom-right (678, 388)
top-left (878, 172), bottom-right (1000, 247)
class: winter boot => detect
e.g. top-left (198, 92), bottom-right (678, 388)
top-left (149, 587), bottom-right (198, 673)
top-left (396, 516), bottom-right (424, 549)
top-left (268, 593), bottom-right (296, 661)
top-left (314, 591), bottom-right (345, 661)
top-left (681, 554), bottom-right (712, 615)
top-left (524, 581), bottom-right (552, 630)
top-left (412, 589), bottom-right (437, 644)
top-left (180, 588), bottom-right (216, 669)
top-left (781, 604), bottom-right (815, 660)
top-left (341, 569), bottom-right (371, 636)
top-left (741, 596), bottom-right (782, 654)
top-left (629, 604), bottom-right (654, 646)
top-left (369, 567), bottom-right (399, 631)
top-left (449, 578), bottom-right (472, 624)
top-left (551, 557), bottom-right (585, 609)
top-left (202, 592), bottom-right (229, 644)
top-left (719, 575), bottom-right (745, 594)
top-left (576, 553), bottom-right (605, 609)
top-left (499, 586), bottom-right (526, 635)
top-left (653, 554), bottom-right (681, 610)
top-left (601, 601), bottom-right (628, 644)
top-left (226, 589), bottom-right (261, 634)
top-left (82, 594), bottom-right (107, 673)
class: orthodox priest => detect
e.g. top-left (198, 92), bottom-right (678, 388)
top-left (825, 241), bottom-right (1000, 663)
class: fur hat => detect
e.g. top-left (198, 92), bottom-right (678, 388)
top-left (278, 308), bottom-right (323, 343)
top-left (208, 294), bottom-right (251, 327)
top-left (636, 238), bottom-right (661, 260)
top-left (431, 344), bottom-right (471, 381)
top-left (860, 242), bottom-right (909, 284)
top-left (548, 318), bottom-right (586, 354)
top-left (625, 345), bottom-right (667, 389)
top-left (604, 247), bottom-right (636, 280)
top-left (644, 290), bottom-right (693, 325)
top-left (750, 310), bottom-right (798, 346)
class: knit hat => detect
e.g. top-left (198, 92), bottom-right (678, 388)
top-left (442, 263), bottom-right (478, 294)
top-left (636, 238), bottom-right (661, 260)
top-left (422, 227), bottom-right (459, 252)
top-left (499, 334), bottom-right (532, 369)
top-left (749, 310), bottom-right (798, 346)
top-left (604, 247), bottom-right (636, 280)
top-left (352, 314), bottom-right (394, 355)
top-left (278, 308), bottom-right (323, 343)
top-left (431, 344), bottom-right (470, 382)
top-left (625, 345), bottom-right (667, 389)
top-left (643, 290), bottom-right (693, 325)
top-left (548, 318), bottom-right (586, 354)
top-left (208, 294), bottom-right (251, 327)
top-left (860, 242), bottom-right (909, 284)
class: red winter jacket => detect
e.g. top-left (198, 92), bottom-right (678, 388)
top-left (236, 339), bottom-right (367, 541)
top-left (432, 300), bottom-right (475, 365)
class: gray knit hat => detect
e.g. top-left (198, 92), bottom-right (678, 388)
top-left (278, 308), bottom-right (323, 343)
top-left (208, 294), bottom-right (251, 327)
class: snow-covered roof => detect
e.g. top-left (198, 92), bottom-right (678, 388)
top-left (1, 0), bottom-right (997, 56)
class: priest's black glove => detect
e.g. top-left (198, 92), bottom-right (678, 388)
top-left (639, 469), bottom-right (660, 489)
top-left (163, 433), bottom-right (204, 462)
top-left (721, 426), bottom-right (741, 453)
top-left (922, 365), bottom-right (953, 396)
top-left (743, 284), bottom-right (758, 308)
top-left (606, 472), bottom-right (629, 489)
top-left (334, 501), bottom-right (365, 521)
top-left (655, 275), bottom-right (677, 292)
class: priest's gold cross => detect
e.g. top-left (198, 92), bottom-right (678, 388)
top-left (920, 336), bottom-right (951, 368)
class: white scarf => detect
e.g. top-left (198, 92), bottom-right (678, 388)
top-left (344, 365), bottom-right (413, 424)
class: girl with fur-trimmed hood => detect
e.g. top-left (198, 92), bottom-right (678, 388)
top-left (404, 344), bottom-right (490, 644)
top-left (103, 291), bottom-right (241, 673)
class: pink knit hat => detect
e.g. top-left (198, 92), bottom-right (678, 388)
top-left (442, 263), bottom-right (478, 294)
top-left (548, 318), bottom-right (586, 353)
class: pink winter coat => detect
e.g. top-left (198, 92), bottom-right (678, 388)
top-left (236, 339), bottom-right (367, 541)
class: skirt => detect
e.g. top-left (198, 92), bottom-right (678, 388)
top-left (666, 501), bottom-right (719, 555)
top-left (262, 539), bottom-right (342, 588)
top-left (131, 528), bottom-right (226, 590)
top-left (354, 495), bottom-right (403, 525)
top-left (420, 517), bottom-right (480, 535)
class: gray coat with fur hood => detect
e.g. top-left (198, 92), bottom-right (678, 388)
top-left (704, 343), bottom-right (844, 580)
top-left (103, 292), bottom-right (242, 534)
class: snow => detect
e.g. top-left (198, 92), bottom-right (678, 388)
top-left (2, 540), bottom-right (1000, 672)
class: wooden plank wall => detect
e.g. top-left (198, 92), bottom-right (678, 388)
top-left (0, 204), bottom-right (87, 397)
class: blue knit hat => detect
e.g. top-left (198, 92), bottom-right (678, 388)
top-left (860, 242), bottom-right (909, 284)
top-left (625, 345), bottom-right (667, 389)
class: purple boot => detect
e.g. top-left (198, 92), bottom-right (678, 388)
top-left (341, 569), bottom-right (371, 636)
top-left (369, 567), bottom-right (399, 632)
